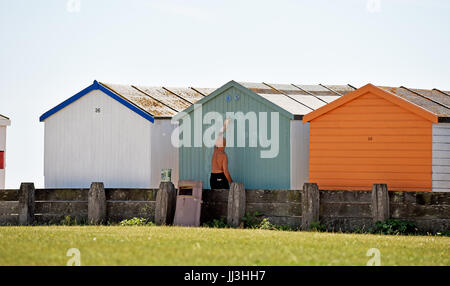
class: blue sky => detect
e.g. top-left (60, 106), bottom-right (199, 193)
top-left (0, 0), bottom-right (449, 188)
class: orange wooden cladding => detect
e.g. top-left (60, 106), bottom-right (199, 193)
top-left (308, 89), bottom-right (433, 191)
top-left (312, 120), bottom-right (431, 128)
top-left (310, 150), bottom-right (430, 159)
top-left (310, 127), bottom-right (430, 136)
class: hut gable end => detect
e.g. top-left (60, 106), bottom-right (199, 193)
top-left (303, 84), bottom-right (439, 123)
top-left (178, 83), bottom-right (292, 190)
top-left (307, 85), bottom-right (434, 191)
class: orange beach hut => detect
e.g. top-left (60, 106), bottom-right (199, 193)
top-left (303, 84), bottom-right (450, 192)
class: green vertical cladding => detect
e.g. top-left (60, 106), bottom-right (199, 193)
top-left (179, 86), bottom-right (291, 189)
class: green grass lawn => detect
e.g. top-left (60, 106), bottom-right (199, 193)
top-left (0, 226), bottom-right (448, 266)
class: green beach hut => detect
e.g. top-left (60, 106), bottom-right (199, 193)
top-left (173, 81), bottom-right (355, 189)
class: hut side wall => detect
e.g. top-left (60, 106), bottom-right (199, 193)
top-left (290, 121), bottom-right (309, 189)
top-left (179, 86), bottom-right (292, 189)
top-left (149, 119), bottom-right (179, 188)
top-left (0, 126), bottom-right (6, 189)
top-left (43, 89), bottom-right (152, 188)
top-left (309, 91), bottom-right (433, 191)
top-left (433, 123), bottom-right (450, 192)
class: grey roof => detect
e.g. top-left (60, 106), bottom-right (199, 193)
top-left (378, 86), bottom-right (450, 118)
top-left (101, 81), bottom-right (355, 118)
top-left (100, 83), bottom-right (214, 118)
top-left (100, 81), bottom-right (450, 120)
top-left (239, 82), bottom-right (356, 116)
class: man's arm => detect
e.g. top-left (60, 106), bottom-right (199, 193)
top-left (215, 118), bottom-right (232, 147)
top-left (222, 155), bottom-right (232, 184)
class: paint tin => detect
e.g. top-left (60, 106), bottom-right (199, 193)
top-left (161, 169), bottom-right (172, 182)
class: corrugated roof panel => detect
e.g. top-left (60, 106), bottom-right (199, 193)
top-left (295, 84), bottom-right (337, 96)
top-left (287, 94), bottom-right (328, 110)
top-left (265, 83), bottom-right (329, 109)
top-left (192, 87), bottom-right (215, 96)
top-left (316, 95), bottom-right (341, 103)
top-left (239, 82), bottom-right (266, 89)
top-left (257, 93), bottom-right (312, 115)
top-left (238, 82), bottom-right (275, 94)
top-left (267, 83), bottom-right (309, 95)
top-left (101, 83), bottom-right (176, 117)
top-left (134, 86), bottom-right (190, 112)
top-left (322, 85), bottom-right (356, 95)
top-left (239, 82), bottom-right (341, 114)
top-left (165, 87), bottom-right (205, 103)
top-left (379, 86), bottom-right (450, 117)
top-left (410, 88), bottom-right (450, 108)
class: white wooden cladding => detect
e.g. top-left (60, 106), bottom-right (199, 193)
top-left (149, 119), bottom-right (179, 188)
top-left (0, 126), bottom-right (5, 150)
top-left (290, 121), bottom-right (309, 190)
top-left (0, 126), bottom-right (5, 189)
top-left (433, 123), bottom-right (450, 192)
top-left (43, 89), bottom-right (178, 188)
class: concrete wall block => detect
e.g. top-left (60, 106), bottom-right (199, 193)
top-left (302, 183), bottom-right (319, 230)
top-left (372, 184), bottom-right (390, 222)
top-left (227, 182), bottom-right (245, 227)
top-left (18, 183), bottom-right (35, 225)
top-left (155, 182), bottom-right (176, 225)
top-left (88, 182), bottom-right (106, 224)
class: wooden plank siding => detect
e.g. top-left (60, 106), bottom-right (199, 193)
top-left (432, 123), bottom-right (450, 192)
top-left (43, 90), bottom-right (153, 188)
top-left (290, 121), bottom-right (309, 189)
top-left (179, 86), bottom-right (293, 189)
top-left (309, 92), bottom-right (433, 191)
top-left (0, 126), bottom-right (6, 189)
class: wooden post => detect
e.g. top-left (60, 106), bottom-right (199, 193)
top-left (301, 183), bottom-right (319, 230)
top-left (372, 184), bottom-right (389, 222)
top-left (18, 183), bottom-right (35, 225)
top-left (155, 181), bottom-right (176, 225)
top-left (227, 182), bottom-right (245, 227)
top-left (88, 182), bottom-right (106, 224)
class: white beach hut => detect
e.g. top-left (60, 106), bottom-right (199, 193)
top-left (40, 80), bottom-right (214, 188)
top-left (0, 114), bottom-right (11, 189)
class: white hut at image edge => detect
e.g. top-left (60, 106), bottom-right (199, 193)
top-left (0, 114), bottom-right (11, 189)
top-left (39, 80), bottom-right (215, 188)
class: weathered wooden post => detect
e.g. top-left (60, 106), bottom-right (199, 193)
top-left (88, 182), bottom-right (106, 224)
top-left (227, 182), bottom-right (245, 227)
top-left (18, 183), bottom-right (35, 225)
top-left (372, 184), bottom-right (389, 222)
top-left (301, 183), bottom-right (320, 230)
top-left (155, 181), bottom-right (176, 225)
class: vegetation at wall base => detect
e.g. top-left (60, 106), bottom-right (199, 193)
top-left (309, 221), bottom-right (327, 232)
top-left (202, 218), bottom-right (228, 228)
top-left (240, 211), bottom-right (264, 228)
top-left (119, 217), bottom-right (155, 226)
top-left (371, 219), bottom-right (418, 235)
top-left (60, 216), bottom-right (88, 226)
top-left (202, 217), bottom-right (447, 236)
top-left (14, 216), bottom-right (447, 237)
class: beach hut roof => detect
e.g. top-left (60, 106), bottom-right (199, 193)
top-left (174, 81), bottom-right (356, 120)
top-left (303, 84), bottom-right (450, 123)
top-left (39, 80), bottom-right (215, 122)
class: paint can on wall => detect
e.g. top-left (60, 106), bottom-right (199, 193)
top-left (161, 169), bottom-right (172, 182)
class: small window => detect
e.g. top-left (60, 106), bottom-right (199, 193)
top-left (178, 187), bottom-right (193, 196)
top-left (0, 151), bottom-right (4, 169)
